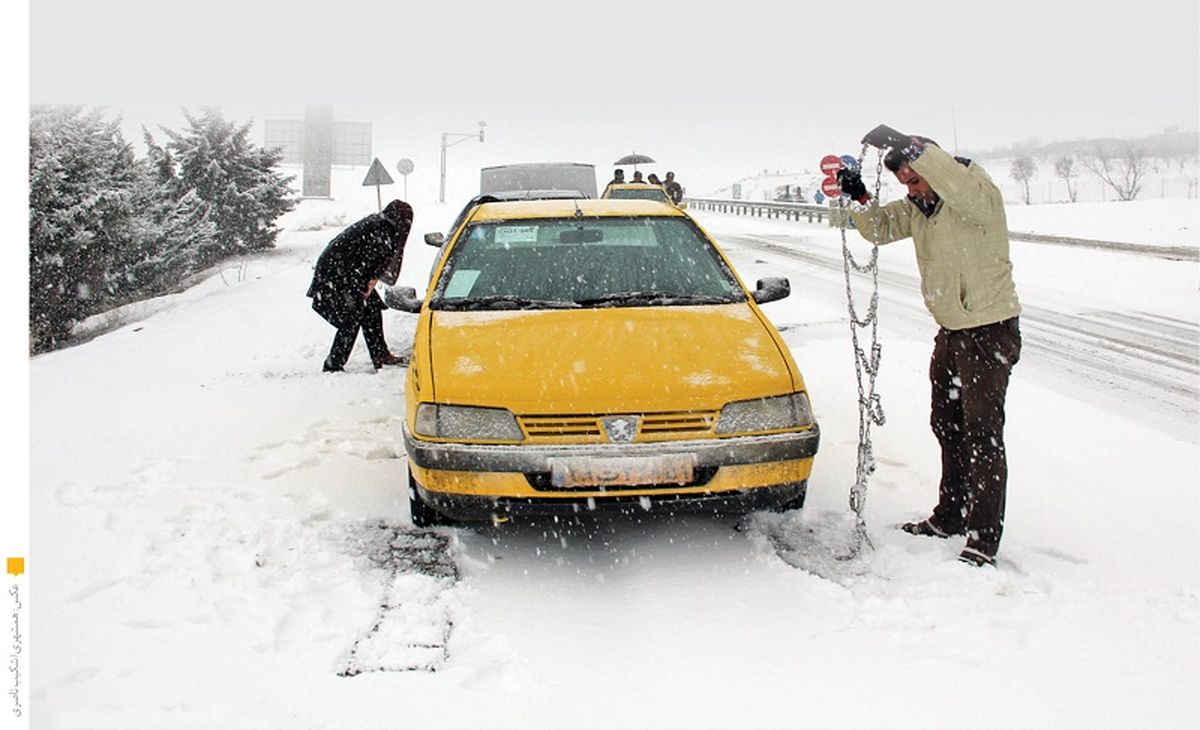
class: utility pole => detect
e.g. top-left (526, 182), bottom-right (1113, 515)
top-left (439, 121), bottom-right (487, 203)
top-left (951, 106), bottom-right (959, 154)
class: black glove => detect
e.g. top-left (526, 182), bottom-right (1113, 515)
top-left (861, 124), bottom-right (910, 149)
top-left (863, 124), bottom-right (927, 163)
top-left (837, 168), bottom-right (868, 203)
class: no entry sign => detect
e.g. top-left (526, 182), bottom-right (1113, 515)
top-left (821, 175), bottom-right (841, 198)
top-left (820, 154), bottom-right (843, 176)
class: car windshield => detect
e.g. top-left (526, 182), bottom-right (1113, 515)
top-left (607, 187), bottom-right (671, 202)
top-left (430, 216), bottom-right (744, 310)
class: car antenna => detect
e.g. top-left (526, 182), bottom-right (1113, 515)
top-left (573, 199), bottom-right (584, 226)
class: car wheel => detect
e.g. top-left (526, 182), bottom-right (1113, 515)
top-left (770, 481), bottom-right (807, 513)
top-left (409, 472), bottom-right (454, 528)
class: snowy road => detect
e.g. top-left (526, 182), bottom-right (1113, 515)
top-left (715, 228), bottom-right (1200, 441)
top-left (29, 208), bottom-right (1199, 729)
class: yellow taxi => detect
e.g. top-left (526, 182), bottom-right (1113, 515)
top-left (602, 182), bottom-right (682, 207)
top-left (395, 198), bottom-right (818, 525)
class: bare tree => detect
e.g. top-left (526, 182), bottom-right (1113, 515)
top-left (1170, 147), bottom-right (1198, 174)
top-left (1053, 156), bottom-right (1079, 202)
top-left (1080, 142), bottom-right (1150, 201)
top-left (1010, 156), bottom-right (1036, 205)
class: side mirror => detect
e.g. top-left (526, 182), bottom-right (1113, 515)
top-left (424, 232), bottom-right (446, 247)
top-left (752, 277), bottom-right (790, 304)
top-left (383, 285), bottom-right (423, 313)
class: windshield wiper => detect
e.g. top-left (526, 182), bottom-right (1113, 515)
top-left (574, 291), bottom-right (732, 307)
top-left (437, 295), bottom-right (581, 311)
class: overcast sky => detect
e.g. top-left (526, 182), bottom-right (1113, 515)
top-left (22, 0), bottom-right (1200, 197)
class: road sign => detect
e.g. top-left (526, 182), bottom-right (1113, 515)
top-left (840, 155), bottom-right (859, 172)
top-left (396, 158), bottom-right (414, 199)
top-left (821, 175), bottom-right (841, 198)
top-left (362, 158), bottom-right (395, 186)
top-left (362, 158), bottom-right (395, 211)
top-left (820, 154), bottom-right (843, 176)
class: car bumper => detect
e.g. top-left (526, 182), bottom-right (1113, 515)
top-left (403, 423), bottom-right (819, 518)
top-left (403, 423), bottom-right (819, 474)
top-left (412, 479), bottom-right (808, 521)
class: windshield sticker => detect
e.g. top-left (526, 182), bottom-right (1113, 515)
top-left (494, 225), bottom-right (539, 244)
top-left (444, 270), bottom-right (481, 298)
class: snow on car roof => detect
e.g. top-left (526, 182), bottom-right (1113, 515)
top-left (470, 198), bottom-right (685, 221)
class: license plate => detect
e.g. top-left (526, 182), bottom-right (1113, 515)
top-left (549, 454), bottom-right (696, 488)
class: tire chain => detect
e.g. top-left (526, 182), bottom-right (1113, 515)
top-left (837, 145), bottom-right (887, 558)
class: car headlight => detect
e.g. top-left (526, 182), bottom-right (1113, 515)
top-left (414, 403), bottom-right (524, 441)
top-left (715, 393), bottom-right (813, 435)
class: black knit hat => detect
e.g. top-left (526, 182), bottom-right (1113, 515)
top-left (383, 199), bottom-right (413, 223)
top-left (884, 137), bottom-right (939, 172)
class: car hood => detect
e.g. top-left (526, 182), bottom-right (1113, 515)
top-left (427, 304), bottom-right (798, 413)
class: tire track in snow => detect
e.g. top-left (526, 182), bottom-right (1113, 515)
top-left (339, 524), bottom-right (460, 676)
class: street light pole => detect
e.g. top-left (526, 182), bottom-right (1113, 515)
top-left (439, 121), bottom-right (487, 203)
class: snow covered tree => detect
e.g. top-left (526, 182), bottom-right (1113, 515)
top-left (144, 108), bottom-right (295, 266)
top-left (111, 173), bottom-right (218, 298)
top-left (1053, 156), bottom-right (1078, 202)
top-left (1081, 143), bottom-right (1149, 201)
top-left (1009, 156), bottom-right (1036, 205)
top-left (30, 106), bottom-right (296, 354)
top-left (29, 106), bottom-right (141, 353)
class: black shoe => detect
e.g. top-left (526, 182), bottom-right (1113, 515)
top-left (958, 546), bottom-right (997, 567)
top-left (322, 359), bottom-right (344, 373)
top-left (373, 353), bottom-right (407, 368)
top-left (899, 519), bottom-right (958, 538)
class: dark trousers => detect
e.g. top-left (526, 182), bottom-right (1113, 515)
top-left (325, 297), bottom-right (390, 370)
top-left (928, 317), bottom-right (1021, 558)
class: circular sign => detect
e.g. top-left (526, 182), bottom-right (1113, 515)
top-left (820, 154), bottom-right (843, 176)
top-left (840, 155), bottom-right (860, 172)
top-left (821, 175), bottom-right (842, 198)
top-left (396, 158), bottom-right (415, 175)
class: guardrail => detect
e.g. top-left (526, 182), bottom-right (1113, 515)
top-left (686, 197), bottom-right (830, 223)
top-left (1008, 232), bottom-right (1199, 261)
top-left (688, 197), bottom-right (1197, 261)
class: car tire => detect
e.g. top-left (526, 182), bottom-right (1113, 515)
top-left (409, 472), bottom-right (454, 528)
top-left (770, 481), bottom-right (807, 513)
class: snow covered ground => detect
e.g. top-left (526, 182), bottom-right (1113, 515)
top-left (28, 185), bottom-right (1200, 728)
top-left (1004, 199), bottom-right (1199, 246)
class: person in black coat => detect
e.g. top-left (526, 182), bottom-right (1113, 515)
top-left (663, 171), bottom-right (684, 205)
top-left (307, 199), bottom-right (413, 372)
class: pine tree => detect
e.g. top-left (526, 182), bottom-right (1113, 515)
top-left (146, 108), bottom-right (295, 265)
top-left (112, 166), bottom-right (218, 298)
top-left (30, 106), bottom-right (297, 354)
top-left (29, 106), bottom-right (141, 352)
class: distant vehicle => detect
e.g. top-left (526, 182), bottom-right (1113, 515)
top-left (603, 183), bottom-right (687, 209)
top-left (774, 184), bottom-right (807, 203)
top-left (480, 162), bottom-right (597, 198)
top-left (388, 197), bottom-right (819, 527)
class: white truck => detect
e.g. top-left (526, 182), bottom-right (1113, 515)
top-left (479, 162), bottom-right (598, 198)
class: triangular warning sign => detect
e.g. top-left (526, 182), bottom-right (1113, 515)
top-left (362, 158), bottom-right (395, 186)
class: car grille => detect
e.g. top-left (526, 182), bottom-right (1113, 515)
top-left (518, 410), bottom-right (718, 443)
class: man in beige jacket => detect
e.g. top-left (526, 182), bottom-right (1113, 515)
top-left (839, 125), bottom-right (1022, 567)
